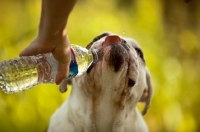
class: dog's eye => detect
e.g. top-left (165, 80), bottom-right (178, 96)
top-left (128, 79), bottom-right (136, 87)
top-left (122, 39), bottom-right (127, 44)
top-left (135, 47), bottom-right (146, 63)
top-left (122, 39), bottom-right (131, 51)
top-left (135, 48), bottom-right (143, 58)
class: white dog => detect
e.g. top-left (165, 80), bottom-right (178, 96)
top-left (47, 32), bottom-right (153, 132)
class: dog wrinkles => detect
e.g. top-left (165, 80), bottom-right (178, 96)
top-left (47, 33), bottom-right (152, 132)
top-left (108, 44), bottom-right (128, 72)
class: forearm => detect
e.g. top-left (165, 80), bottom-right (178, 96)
top-left (39, 0), bottom-right (77, 38)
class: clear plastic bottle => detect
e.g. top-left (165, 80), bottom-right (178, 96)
top-left (0, 44), bottom-right (97, 94)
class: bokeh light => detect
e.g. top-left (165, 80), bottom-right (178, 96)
top-left (0, 0), bottom-right (199, 132)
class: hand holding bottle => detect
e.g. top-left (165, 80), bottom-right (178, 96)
top-left (0, 44), bottom-right (94, 94)
top-left (20, 0), bottom-right (77, 85)
top-left (20, 34), bottom-right (71, 85)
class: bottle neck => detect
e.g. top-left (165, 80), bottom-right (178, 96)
top-left (66, 49), bottom-right (79, 80)
top-left (70, 48), bottom-right (77, 63)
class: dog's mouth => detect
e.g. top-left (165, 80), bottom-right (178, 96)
top-left (105, 36), bottom-right (129, 72)
top-left (87, 35), bottom-right (139, 87)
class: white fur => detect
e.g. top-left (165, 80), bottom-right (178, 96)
top-left (47, 33), bottom-right (152, 132)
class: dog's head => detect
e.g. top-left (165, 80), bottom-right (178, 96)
top-left (60, 32), bottom-right (153, 115)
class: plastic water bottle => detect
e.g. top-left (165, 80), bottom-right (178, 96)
top-left (0, 44), bottom-right (97, 94)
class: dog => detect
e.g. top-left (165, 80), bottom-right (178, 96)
top-left (47, 32), bottom-right (153, 132)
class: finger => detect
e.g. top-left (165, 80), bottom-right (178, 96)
top-left (59, 80), bottom-right (68, 93)
top-left (55, 63), bottom-right (70, 85)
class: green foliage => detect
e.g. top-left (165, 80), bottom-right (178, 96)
top-left (0, 0), bottom-right (199, 131)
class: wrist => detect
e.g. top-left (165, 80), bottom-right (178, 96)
top-left (38, 22), bottom-right (66, 37)
top-left (37, 25), bottom-right (67, 44)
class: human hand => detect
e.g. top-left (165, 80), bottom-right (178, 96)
top-left (20, 34), bottom-right (71, 85)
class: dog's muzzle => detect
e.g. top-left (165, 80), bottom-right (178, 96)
top-left (86, 35), bottom-right (139, 88)
top-left (101, 35), bottom-right (139, 87)
top-left (103, 35), bottom-right (127, 72)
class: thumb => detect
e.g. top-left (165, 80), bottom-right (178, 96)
top-left (19, 39), bottom-right (39, 56)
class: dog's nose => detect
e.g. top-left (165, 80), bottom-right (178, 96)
top-left (103, 35), bottom-right (122, 46)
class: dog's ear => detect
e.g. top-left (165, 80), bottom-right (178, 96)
top-left (139, 68), bottom-right (153, 115)
top-left (59, 79), bottom-right (72, 93)
top-left (86, 32), bottom-right (111, 49)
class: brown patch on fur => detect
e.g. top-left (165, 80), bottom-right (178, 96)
top-left (45, 126), bottom-right (48, 132)
top-left (109, 44), bottom-right (127, 72)
top-left (83, 74), bottom-right (103, 130)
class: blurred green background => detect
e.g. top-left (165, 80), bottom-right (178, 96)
top-left (0, 0), bottom-right (199, 131)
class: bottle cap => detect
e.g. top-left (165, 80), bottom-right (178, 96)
top-left (65, 48), bottom-right (78, 80)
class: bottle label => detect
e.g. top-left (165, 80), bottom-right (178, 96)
top-left (64, 48), bottom-right (78, 80)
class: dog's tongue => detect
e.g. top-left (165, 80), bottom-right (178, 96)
top-left (104, 35), bottom-right (122, 45)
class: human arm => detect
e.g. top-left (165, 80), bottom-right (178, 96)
top-left (20, 0), bottom-right (77, 85)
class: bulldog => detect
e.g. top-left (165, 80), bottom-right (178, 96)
top-left (47, 32), bottom-right (153, 132)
